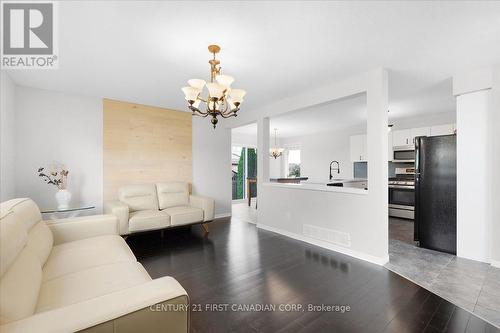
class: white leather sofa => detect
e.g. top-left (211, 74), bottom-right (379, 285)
top-left (0, 198), bottom-right (189, 333)
top-left (104, 182), bottom-right (215, 236)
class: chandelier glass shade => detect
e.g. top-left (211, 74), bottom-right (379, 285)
top-left (270, 128), bottom-right (284, 159)
top-left (181, 45), bottom-right (246, 128)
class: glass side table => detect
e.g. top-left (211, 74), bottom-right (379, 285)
top-left (41, 205), bottom-right (95, 219)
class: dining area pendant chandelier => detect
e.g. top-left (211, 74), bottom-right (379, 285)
top-left (270, 128), bottom-right (284, 159)
top-left (181, 45), bottom-right (246, 129)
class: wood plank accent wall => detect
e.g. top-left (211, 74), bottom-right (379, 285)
top-left (103, 99), bottom-right (192, 200)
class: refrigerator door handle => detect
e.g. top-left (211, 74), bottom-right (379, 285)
top-left (414, 138), bottom-right (420, 174)
top-left (414, 137), bottom-right (421, 242)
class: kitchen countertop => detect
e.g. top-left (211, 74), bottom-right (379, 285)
top-left (262, 181), bottom-right (368, 195)
top-left (303, 178), bottom-right (367, 184)
top-left (270, 177), bottom-right (309, 183)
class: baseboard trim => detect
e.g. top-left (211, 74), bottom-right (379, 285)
top-left (257, 223), bottom-right (389, 266)
top-left (215, 212), bottom-right (231, 219)
top-left (491, 259), bottom-right (500, 268)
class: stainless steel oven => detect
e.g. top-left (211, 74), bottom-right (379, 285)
top-left (393, 145), bottom-right (415, 162)
top-left (389, 179), bottom-right (415, 219)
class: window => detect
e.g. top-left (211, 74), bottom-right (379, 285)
top-left (287, 149), bottom-right (301, 177)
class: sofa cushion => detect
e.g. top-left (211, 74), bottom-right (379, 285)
top-left (118, 184), bottom-right (159, 212)
top-left (42, 235), bottom-right (137, 282)
top-left (0, 199), bottom-right (45, 324)
top-left (0, 198), bottom-right (42, 231)
top-left (156, 182), bottom-right (189, 209)
top-left (162, 206), bottom-right (203, 226)
top-left (0, 210), bottom-right (28, 277)
top-left (36, 262), bottom-right (151, 313)
top-left (26, 221), bottom-right (53, 266)
top-left (1, 199), bottom-right (52, 272)
top-left (129, 210), bottom-right (170, 232)
top-left (0, 248), bottom-right (42, 324)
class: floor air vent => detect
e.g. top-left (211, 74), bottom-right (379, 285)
top-left (303, 224), bottom-right (351, 247)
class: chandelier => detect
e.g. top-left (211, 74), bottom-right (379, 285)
top-left (181, 45), bottom-right (246, 129)
top-left (270, 128), bottom-right (284, 159)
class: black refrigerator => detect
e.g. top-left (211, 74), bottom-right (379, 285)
top-left (414, 135), bottom-right (457, 254)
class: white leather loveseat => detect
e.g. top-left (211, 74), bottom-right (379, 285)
top-left (104, 182), bottom-right (215, 236)
top-left (0, 198), bottom-right (189, 333)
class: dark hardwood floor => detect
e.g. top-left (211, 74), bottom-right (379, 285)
top-left (126, 218), bottom-right (499, 333)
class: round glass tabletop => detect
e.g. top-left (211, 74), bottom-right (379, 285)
top-left (41, 205), bottom-right (95, 214)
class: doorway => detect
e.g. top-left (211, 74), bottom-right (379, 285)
top-left (231, 146), bottom-right (257, 203)
top-left (231, 124), bottom-right (258, 224)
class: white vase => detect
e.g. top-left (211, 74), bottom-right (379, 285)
top-left (55, 189), bottom-right (72, 210)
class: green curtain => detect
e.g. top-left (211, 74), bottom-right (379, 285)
top-left (234, 147), bottom-right (258, 200)
top-left (247, 148), bottom-right (257, 197)
top-left (236, 148), bottom-right (246, 199)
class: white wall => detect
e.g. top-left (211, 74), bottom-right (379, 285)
top-left (282, 127), bottom-right (365, 182)
top-left (193, 117), bottom-right (232, 216)
top-left (255, 69), bottom-right (389, 265)
top-left (14, 87), bottom-right (103, 212)
top-left (10, 84), bottom-right (232, 217)
top-left (269, 153), bottom-right (282, 178)
top-left (391, 111), bottom-right (455, 130)
top-left (0, 72), bottom-right (16, 201)
top-left (231, 132), bottom-right (256, 148)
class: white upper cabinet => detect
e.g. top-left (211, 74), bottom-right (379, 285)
top-left (350, 134), bottom-right (367, 162)
top-left (430, 124), bottom-right (455, 136)
top-left (393, 127), bottom-right (431, 146)
top-left (350, 124), bottom-right (454, 162)
top-left (410, 127), bottom-right (431, 144)
top-left (392, 129), bottom-right (412, 146)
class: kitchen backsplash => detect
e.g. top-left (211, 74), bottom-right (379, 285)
top-left (353, 161), bottom-right (414, 179)
top-left (353, 162), bottom-right (368, 179)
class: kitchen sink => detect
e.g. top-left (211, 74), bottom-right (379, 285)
top-left (326, 179), bottom-right (368, 190)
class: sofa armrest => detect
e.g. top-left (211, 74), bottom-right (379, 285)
top-left (104, 201), bottom-right (130, 235)
top-left (0, 277), bottom-right (189, 333)
top-left (46, 214), bottom-right (118, 245)
top-left (189, 195), bottom-right (215, 222)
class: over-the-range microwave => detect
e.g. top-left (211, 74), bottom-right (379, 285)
top-left (393, 145), bottom-right (415, 162)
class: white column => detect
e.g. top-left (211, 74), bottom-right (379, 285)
top-left (257, 117), bottom-right (270, 187)
top-left (456, 90), bottom-right (492, 262)
top-left (489, 66), bottom-right (500, 267)
top-left (366, 68), bottom-right (389, 260)
top-left (453, 67), bottom-right (497, 264)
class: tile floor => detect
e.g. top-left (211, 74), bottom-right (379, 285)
top-left (386, 218), bottom-right (500, 328)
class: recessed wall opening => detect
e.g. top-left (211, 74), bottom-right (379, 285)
top-left (267, 93), bottom-right (368, 186)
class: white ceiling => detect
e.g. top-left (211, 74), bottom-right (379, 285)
top-left (231, 92), bottom-right (457, 139)
top-left (232, 93), bottom-right (368, 138)
top-left (6, 1), bottom-right (500, 121)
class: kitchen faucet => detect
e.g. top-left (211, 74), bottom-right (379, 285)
top-left (329, 161), bottom-right (340, 180)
